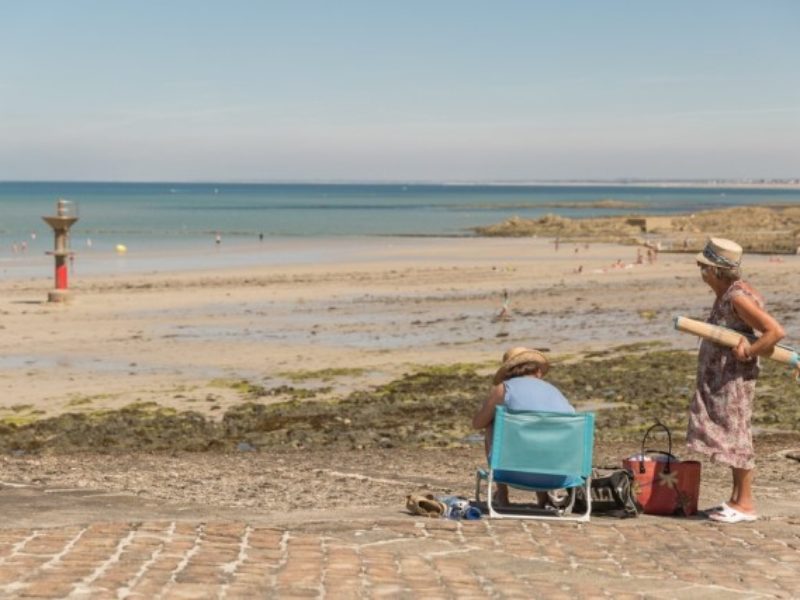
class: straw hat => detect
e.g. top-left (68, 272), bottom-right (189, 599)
top-left (695, 237), bottom-right (743, 270)
top-left (493, 346), bottom-right (549, 384)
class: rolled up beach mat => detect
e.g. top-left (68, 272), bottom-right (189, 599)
top-left (674, 316), bottom-right (799, 368)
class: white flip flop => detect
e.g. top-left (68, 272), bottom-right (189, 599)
top-left (702, 501), bottom-right (730, 515)
top-left (708, 504), bottom-right (757, 524)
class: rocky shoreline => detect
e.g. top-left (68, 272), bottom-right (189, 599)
top-left (3, 346), bottom-right (799, 515)
top-left (475, 206), bottom-right (800, 254)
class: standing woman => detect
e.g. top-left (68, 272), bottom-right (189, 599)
top-left (689, 238), bottom-right (786, 523)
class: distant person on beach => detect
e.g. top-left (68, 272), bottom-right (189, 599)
top-left (259, 232), bottom-right (264, 242)
top-left (472, 347), bottom-right (574, 506)
top-left (215, 233), bottom-right (222, 246)
top-left (495, 289), bottom-right (511, 321)
top-left (689, 238), bottom-right (786, 524)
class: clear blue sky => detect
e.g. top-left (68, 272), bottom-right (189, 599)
top-left (1, 1), bottom-right (798, 182)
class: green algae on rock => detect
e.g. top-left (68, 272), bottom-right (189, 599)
top-left (279, 367), bottom-right (367, 382)
top-left (1, 349), bottom-right (797, 454)
top-left (473, 206), bottom-right (800, 254)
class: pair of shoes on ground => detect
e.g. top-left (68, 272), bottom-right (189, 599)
top-left (406, 494), bottom-right (446, 518)
top-left (704, 502), bottom-right (757, 524)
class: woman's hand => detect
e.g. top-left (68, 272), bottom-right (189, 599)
top-left (732, 338), bottom-right (753, 362)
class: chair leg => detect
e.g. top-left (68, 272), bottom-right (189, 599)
top-left (575, 477), bottom-right (592, 522)
top-left (585, 477), bottom-right (592, 517)
top-left (483, 474), bottom-right (592, 521)
top-left (557, 488), bottom-right (577, 516)
top-left (486, 472), bottom-right (499, 518)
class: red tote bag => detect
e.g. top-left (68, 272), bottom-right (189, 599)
top-left (623, 422), bottom-right (701, 517)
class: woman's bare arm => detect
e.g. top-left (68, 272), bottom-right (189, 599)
top-left (472, 383), bottom-right (505, 429)
top-left (731, 294), bottom-right (786, 361)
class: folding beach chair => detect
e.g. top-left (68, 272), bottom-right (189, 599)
top-left (475, 407), bottom-right (595, 521)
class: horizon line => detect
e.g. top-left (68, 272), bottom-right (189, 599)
top-left (1, 177), bottom-right (799, 187)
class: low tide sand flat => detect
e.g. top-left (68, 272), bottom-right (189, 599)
top-left (1, 235), bottom-right (798, 427)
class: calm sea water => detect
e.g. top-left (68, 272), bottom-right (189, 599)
top-left (1, 181), bottom-right (797, 277)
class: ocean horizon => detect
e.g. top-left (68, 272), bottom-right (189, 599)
top-left (2, 181), bottom-right (798, 279)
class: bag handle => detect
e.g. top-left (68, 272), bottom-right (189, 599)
top-left (639, 420), bottom-right (674, 474)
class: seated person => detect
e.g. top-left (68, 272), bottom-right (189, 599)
top-left (472, 346), bottom-right (575, 506)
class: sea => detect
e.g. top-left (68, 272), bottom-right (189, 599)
top-left (1, 181), bottom-right (797, 278)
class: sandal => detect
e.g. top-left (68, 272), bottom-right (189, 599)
top-left (701, 502), bottom-right (729, 515)
top-left (406, 494), bottom-right (446, 518)
top-left (708, 504), bottom-right (757, 524)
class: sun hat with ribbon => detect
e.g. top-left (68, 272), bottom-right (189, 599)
top-left (493, 346), bottom-right (550, 384)
top-left (695, 237), bottom-right (743, 270)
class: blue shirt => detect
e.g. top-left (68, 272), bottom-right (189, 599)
top-left (503, 377), bottom-right (574, 414)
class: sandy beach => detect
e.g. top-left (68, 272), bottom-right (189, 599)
top-left (1, 236), bottom-right (799, 513)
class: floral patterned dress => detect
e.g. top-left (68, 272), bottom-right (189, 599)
top-left (687, 280), bottom-right (762, 469)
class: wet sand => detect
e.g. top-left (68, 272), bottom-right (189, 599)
top-left (1, 235), bottom-right (799, 511)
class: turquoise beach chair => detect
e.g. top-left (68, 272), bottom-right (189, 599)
top-left (475, 407), bottom-right (595, 521)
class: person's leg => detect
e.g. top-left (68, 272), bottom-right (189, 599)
top-left (494, 483), bottom-right (510, 506)
top-left (729, 467), bottom-right (755, 514)
top-left (729, 469), bottom-right (740, 505)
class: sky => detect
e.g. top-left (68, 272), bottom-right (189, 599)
top-left (1, 1), bottom-right (798, 182)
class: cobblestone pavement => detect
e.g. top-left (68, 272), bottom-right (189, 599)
top-left (2, 489), bottom-right (800, 599)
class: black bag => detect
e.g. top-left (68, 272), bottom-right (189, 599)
top-left (574, 468), bottom-right (642, 518)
